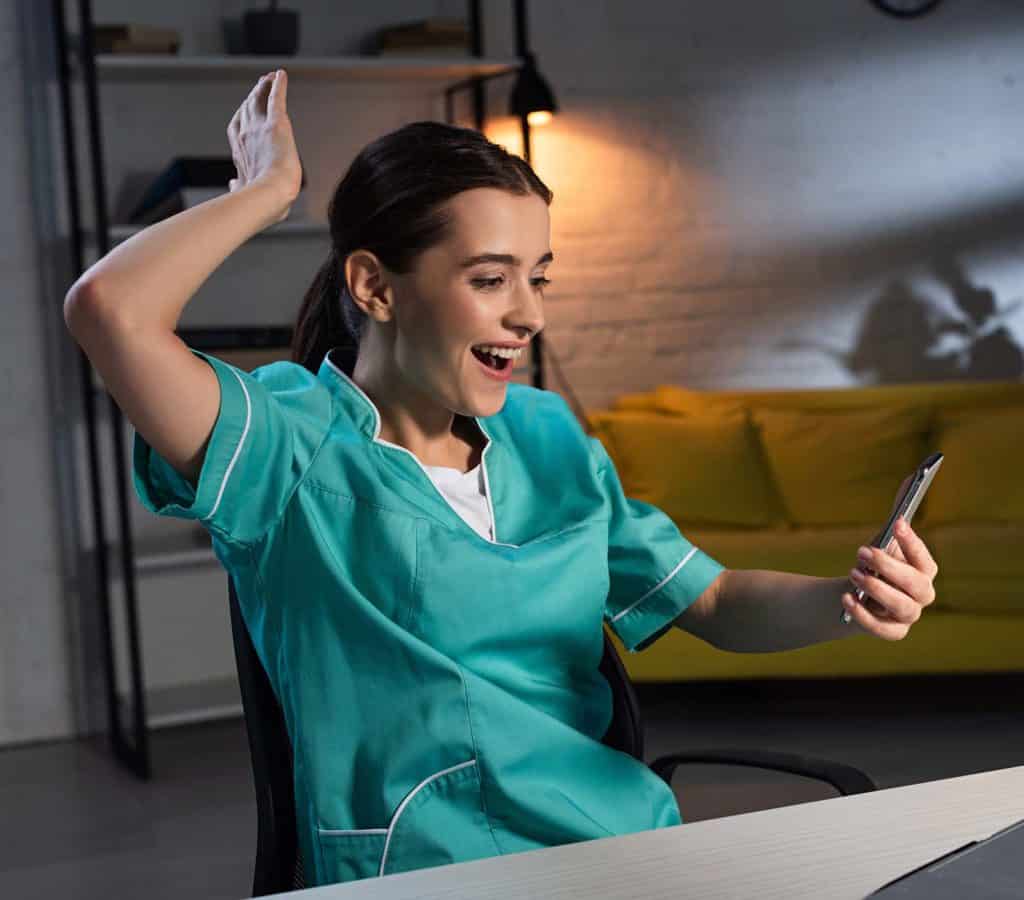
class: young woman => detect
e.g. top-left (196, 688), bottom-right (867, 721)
top-left (64, 70), bottom-right (939, 887)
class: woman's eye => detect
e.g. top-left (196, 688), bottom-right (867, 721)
top-left (470, 275), bottom-right (551, 289)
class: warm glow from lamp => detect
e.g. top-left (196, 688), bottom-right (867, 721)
top-left (527, 110), bottom-right (553, 127)
top-left (484, 116), bottom-right (526, 159)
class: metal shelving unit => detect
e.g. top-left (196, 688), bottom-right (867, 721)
top-left (53, 0), bottom-right (528, 780)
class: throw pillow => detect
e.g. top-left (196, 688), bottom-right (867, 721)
top-left (751, 405), bottom-right (931, 527)
top-left (588, 409), bottom-right (788, 528)
top-left (918, 406), bottom-right (1023, 525)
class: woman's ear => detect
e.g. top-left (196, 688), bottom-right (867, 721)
top-left (344, 250), bottom-right (393, 322)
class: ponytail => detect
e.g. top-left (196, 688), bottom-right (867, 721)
top-left (290, 249), bottom-right (360, 376)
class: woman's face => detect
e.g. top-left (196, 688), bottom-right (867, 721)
top-left (388, 187), bottom-right (552, 419)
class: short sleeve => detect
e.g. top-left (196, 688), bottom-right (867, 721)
top-left (589, 436), bottom-right (726, 653)
top-left (132, 349), bottom-right (334, 547)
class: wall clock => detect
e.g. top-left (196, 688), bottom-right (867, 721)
top-left (869, 0), bottom-right (943, 17)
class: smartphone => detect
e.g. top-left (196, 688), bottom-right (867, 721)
top-left (843, 451), bottom-right (944, 620)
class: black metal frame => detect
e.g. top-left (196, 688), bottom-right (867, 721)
top-left (228, 576), bottom-right (876, 896)
top-left (53, 0), bottom-right (150, 778)
top-left (51, 0), bottom-right (524, 779)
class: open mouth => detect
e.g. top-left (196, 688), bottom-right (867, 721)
top-left (471, 346), bottom-right (512, 372)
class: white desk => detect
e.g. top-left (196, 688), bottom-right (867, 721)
top-left (273, 765), bottom-right (1024, 899)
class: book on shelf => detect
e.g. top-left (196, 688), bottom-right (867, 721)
top-left (376, 45), bottom-right (471, 58)
top-left (378, 18), bottom-right (469, 39)
top-left (98, 40), bottom-right (180, 55)
top-left (375, 17), bottom-right (469, 54)
top-left (93, 23), bottom-right (181, 54)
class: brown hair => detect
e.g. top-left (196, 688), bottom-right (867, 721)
top-left (290, 121), bottom-right (553, 375)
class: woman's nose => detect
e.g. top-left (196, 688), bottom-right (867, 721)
top-left (509, 279), bottom-right (545, 336)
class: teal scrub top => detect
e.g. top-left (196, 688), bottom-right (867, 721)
top-left (132, 346), bottom-right (726, 887)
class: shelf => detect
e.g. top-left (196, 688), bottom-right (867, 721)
top-left (107, 530), bottom-right (220, 577)
top-left (102, 219), bottom-right (329, 243)
top-left (119, 677), bottom-right (242, 730)
top-left (90, 53), bottom-right (521, 84)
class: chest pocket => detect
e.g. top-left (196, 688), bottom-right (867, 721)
top-left (410, 517), bottom-right (611, 685)
top-left (316, 757), bottom-right (499, 884)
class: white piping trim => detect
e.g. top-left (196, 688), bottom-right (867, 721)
top-left (609, 546), bottom-right (698, 624)
top-left (378, 758), bottom-right (477, 877)
top-left (202, 366), bottom-right (252, 521)
top-left (317, 826), bottom-right (388, 836)
top-left (322, 352), bottom-right (514, 547)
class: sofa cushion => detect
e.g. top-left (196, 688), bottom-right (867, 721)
top-left (918, 406), bottom-right (1024, 526)
top-left (655, 379), bottom-right (1024, 414)
top-left (652, 385), bottom-right (747, 417)
top-left (924, 523), bottom-right (1024, 613)
top-left (587, 410), bottom-right (788, 528)
top-left (610, 392), bottom-right (662, 412)
top-left (749, 406), bottom-right (931, 527)
top-left (681, 524), bottom-right (872, 581)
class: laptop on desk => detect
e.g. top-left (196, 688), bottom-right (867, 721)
top-left (868, 816), bottom-right (1024, 898)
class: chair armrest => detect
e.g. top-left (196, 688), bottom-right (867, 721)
top-left (648, 747), bottom-right (878, 796)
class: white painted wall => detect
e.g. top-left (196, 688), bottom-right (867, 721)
top-left (4, 0), bottom-right (1022, 746)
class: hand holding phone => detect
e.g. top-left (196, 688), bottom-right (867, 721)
top-left (841, 451), bottom-right (944, 624)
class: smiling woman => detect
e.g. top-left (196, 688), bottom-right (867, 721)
top-left (67, 78), bottom-right (727, 891)
top-left (291, 122), bottom-right (555, 468)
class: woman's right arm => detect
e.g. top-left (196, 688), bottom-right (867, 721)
top-left (64, 69), bottom-right (301, 487)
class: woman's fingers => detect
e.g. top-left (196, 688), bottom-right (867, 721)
top-left (268, 69), bottom-right (287, 119)
top-left (226, 114), bottom-right (247, 182)
top-left (229, 72), bottom-right (277, 183)
top-left (253, 72), bottom-right (275, 118)
top-left (894, 519), bottom-right (939, 581)
top-left (842, 591), bottom-right (910, 641)
top-left (850, 566), bottom-right (920, 624)
top-left (853, 549), bottom-right (919, 610)
top-left (239, 72), bottom-right (271, 128)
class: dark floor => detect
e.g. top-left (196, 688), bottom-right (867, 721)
top-left (2, 675), bottom-right (1023, 899)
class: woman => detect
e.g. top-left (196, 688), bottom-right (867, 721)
top-left (64, 70), bottom-right (939, 886)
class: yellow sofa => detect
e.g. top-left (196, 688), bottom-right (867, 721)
top-left (586, 379), bottom-right (1024, 682)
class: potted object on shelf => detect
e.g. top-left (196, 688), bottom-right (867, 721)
top-left (243, 0), bottom-right (300, 56)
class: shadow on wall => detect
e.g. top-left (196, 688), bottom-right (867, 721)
top-left (781, 257), bottom-right (1024, 382)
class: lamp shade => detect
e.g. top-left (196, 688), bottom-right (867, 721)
top-left (509, 52), bottom-right (558, 122)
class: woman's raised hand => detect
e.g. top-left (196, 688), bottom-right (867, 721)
top-left (226, 69), bottom-right (302, 223)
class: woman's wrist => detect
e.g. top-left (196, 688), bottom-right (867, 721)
top-left (240, 177), bottom-right (300, 229)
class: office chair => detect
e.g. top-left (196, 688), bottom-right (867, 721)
top-left (228, 576), bottom-right (877, 897)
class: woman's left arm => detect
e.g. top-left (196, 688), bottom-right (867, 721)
top-left (686, 517), bottom-right (939, 652)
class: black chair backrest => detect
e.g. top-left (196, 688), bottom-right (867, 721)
top-left (228, 575), bottom-right (645, 896)
top-left (228, 576), bottom-right (302, 895)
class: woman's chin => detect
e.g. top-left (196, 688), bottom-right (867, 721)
top-left (459, 390), bottom-right (508, 420)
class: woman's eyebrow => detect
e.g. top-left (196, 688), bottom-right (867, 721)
top-left (458, 251), bottom-right (554, 268)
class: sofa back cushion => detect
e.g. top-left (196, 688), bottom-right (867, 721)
top-left (587, 410), bottom-right (788, 528)
top-left (655, 379), bottom-right (1024, 415)
top-left (918, 406), bottom-right (1024, 525)
top-left (749, 405), bottom-right (931, 527)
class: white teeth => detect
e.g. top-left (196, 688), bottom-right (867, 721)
top-left (475, 344), bottom-right (524, 360)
